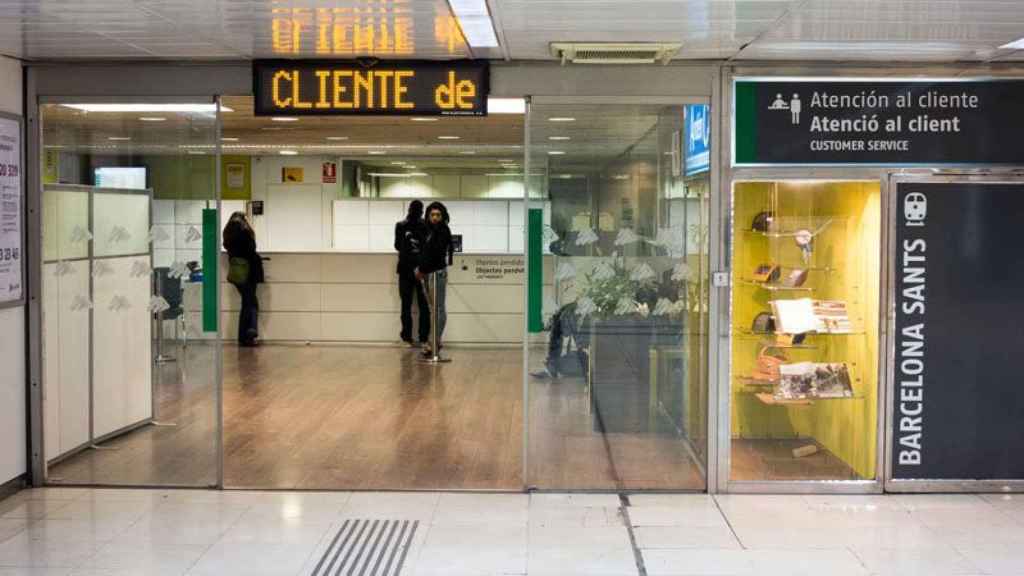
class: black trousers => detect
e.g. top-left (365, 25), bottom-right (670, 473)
top-left (398, 272), bottom-right (430, 342)
top-left (235, 281), bottom-right (259, 344)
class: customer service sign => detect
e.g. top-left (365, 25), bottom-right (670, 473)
top-left (733, 79), bottom-right (1024, 165)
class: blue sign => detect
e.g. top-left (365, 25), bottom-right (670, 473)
top-left (684, 104), bottom-right (710, 176)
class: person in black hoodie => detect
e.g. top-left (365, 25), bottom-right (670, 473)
top-left (394, 200), bottom-right (429, 346)
top-left (223, 212), bottom-right (264, 347)
top-left (415, 201), bottom-right (453, 356)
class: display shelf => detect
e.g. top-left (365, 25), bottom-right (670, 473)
top-left (741, 217), bottom-right (835, 239)
top-left (749, 392), bottom-right (864, 406)
top-left (734, 329), bottom-right (865, 339)
top-left (738, 278), bottom-right (815, 292)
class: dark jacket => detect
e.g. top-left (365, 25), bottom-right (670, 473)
top-left (418, 221), bottom-right (453, 276)
top-left (394, 217), bottom-right (426, 275)
top-left (223, 223), bottom-right (265, 284)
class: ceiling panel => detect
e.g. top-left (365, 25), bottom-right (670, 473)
top-left (1, 0), bottom-right (1023, 63)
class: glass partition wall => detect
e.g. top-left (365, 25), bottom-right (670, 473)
top-left (35, 97), bottom-right (711, 492)
top-left (526, 103), bottom-right (710, 490)
top-left (40, 101), bottom-right (221, 487)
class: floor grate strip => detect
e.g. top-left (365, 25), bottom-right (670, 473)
top-left (312, 519), bottom-right (419, 576)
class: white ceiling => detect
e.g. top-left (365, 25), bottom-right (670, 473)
top-left (2, 0), bottom-right (1023, 62)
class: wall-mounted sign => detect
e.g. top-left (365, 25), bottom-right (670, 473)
top-left (734, 79), bottom-right (1024, 165)
top-left (322, 162), bottom-right (337, 184)
top-left (684, 104), bottom-right (710, 176)
top-left (253, 60), bottom-right (488, 117)
top-left (0, 115), bottom-right (23, 307)
top-left (282, 166), bottom-right (304, 183)
top-left (893, 180), bottom-right (1024, 481)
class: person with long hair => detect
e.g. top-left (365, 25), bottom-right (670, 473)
top-left (223, 211), bottom-right (264, 347)
top-left (415, 201), bottom-right (453, 357)
top-left (394, 200), bottom-right (429, 346)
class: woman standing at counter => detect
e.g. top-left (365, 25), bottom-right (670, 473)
top-left (415, 202), bottom-right (453, 357)
top-left (223, 212), bottom-right (264, 347)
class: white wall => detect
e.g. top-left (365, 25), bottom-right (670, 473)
top-left (250, 155), bottom-right (344, 252)
top-left (0, 55), bottom-right (25, 485)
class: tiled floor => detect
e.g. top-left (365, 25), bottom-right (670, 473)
top-left (1, 488), bottom-right (1024, 575)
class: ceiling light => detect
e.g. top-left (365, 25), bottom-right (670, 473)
top-left (61, 103), bottom-right (231, 113)
top-left (460, 151), bottom-right (476, 155)
top-left (390, 161), bottom-right (407, 165)
top-left (437, 135), bottom-right (461, 140)
top-left (369, 172), bottom-right (429, 177)
top-left (548, 151), bottom-right (565, 156)
top-left (221, 137), bottom-right (239, 142)
top-left (326, 136), bottom-right (349, 141)
top-left (107, 136), bottom-right (131, 141)
top-left (139, 116), bottom-right (166, 122)
top-left (272, 117), bottom-right (299, 122)
top-left (488, 98), bottom-right (526, 114)
top-left (548, 117), bottom-right (576, 122)
top-left (187, 151), bottom-right (206, 155)
top-left (498, 159), bottom-right (516, 162)
top-left (411, 117), bottom-right (439, 122)
top-left (279, 150), bottom-right (298, 156)
top-left (448, 0), bottom-right (499, 48)
top-left (368, 150), bottom-right (387, 155)
top-left (1000, 37), bottom-right (1024, 50)
top-left (548, 136), bottom-right (571, 141)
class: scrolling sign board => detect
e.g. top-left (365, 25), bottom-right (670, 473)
top-left (734, 79), bottom-right (1024, 165)
top-left (893, 181), bottom-right (1024, 481)
top-left (254, 60), bottom-right (488, 116)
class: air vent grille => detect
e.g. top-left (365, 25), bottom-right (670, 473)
top-left (550, 42), bottom-right (682, 65)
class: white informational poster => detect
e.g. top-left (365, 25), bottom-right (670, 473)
top-left (0, 116), bottom-right (22, 305)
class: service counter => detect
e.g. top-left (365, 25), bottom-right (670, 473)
top-left (184, 251), bottom-right (554, 344)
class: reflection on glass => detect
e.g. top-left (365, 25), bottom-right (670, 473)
top-left (527, 104), bottom-right (709, 490)
top-left (40, 102), bottom-right (218, 487)
top-left (271, 6), bottom-right (447, 56)
top-left (730, 181), bottom-right (880, 481)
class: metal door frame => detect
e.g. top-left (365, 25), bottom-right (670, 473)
top-left (524, 93), bottom-right (719, 493)
top-left (25, 88), bottom-right (224, 488)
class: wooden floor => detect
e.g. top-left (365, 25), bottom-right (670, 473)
top-left (49, 343), bottom-right (708, 491)
top-left (731, 438), bottom-right (861, 481)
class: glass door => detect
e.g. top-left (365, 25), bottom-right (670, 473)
top-left (40, 100), bottom-right (221, 487)
top-left (525, 102), bottom-right (710, 490)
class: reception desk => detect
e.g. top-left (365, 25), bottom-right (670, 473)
top-left (183, 252), bottom-right (554, 344)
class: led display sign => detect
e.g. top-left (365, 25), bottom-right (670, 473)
top-left (253, 60), bottom-right (488, 116)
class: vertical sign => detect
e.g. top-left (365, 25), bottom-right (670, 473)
top-left (527, 208), bottom-right (543, 333)
top-left (201, 208), bottom-right (218, 333)
top-left (322, 162), bottom-right (337, 183)
top-left (893, 181), bottom-right (1024, 480)
top-left (683, 104), bottom-right (710, 176)
top-left (0, 116), bottom-right (22, 305)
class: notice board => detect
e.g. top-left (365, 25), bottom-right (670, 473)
top-left (0, 114), bottom-right (23, 307)
top-left (892, 180), bottom-right (1024, 481)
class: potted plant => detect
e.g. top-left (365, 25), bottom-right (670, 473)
top-left (576, 257), bottom-right (686, 433)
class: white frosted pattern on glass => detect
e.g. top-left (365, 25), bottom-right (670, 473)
top-left (93, 193), bottom-right (149, 257)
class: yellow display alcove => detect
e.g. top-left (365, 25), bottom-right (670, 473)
top-left (730, 180), bottom-right (881, 482)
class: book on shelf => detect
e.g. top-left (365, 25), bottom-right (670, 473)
top-left (770, 298), bottom-right (852, 334)
top-left (776, 362), bottom-right (854, 400)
